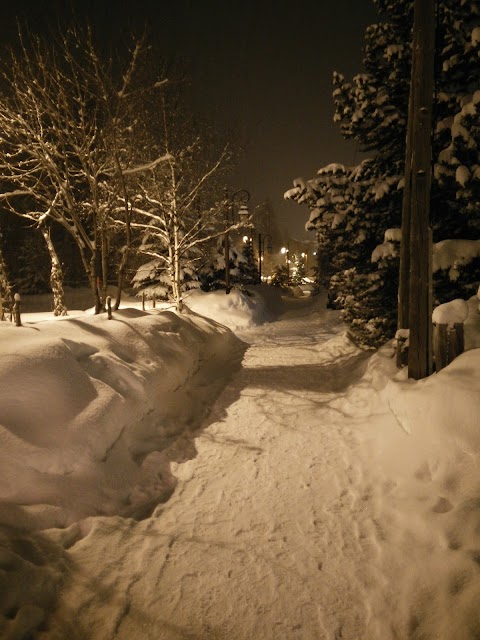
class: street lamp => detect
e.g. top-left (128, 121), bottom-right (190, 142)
top-left (224, 189), bottom-right (250, 294)
top-left (281, 245), bottom-right (290, 285)
top-left (258, 233), bottom-right (273, 281)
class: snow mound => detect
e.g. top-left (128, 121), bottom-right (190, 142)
top-left (184, 288), bottom-right (268, 330)
top-left (0, 309), bottom-right (245, 530)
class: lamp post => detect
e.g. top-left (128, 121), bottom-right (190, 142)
top-left (224, 189), bottom-right (250, 294)
top-left (281, 245), bottom-right (290, 285)
top-left (258, 233), bottom-right (273, 281)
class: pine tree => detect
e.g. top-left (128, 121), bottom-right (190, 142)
top-left (270, 264), bottom-right (289, 288)
top-left (198, 238), bottom-right (248, 292)
top-left (287, 0), bottom-right (480, 347)
top-left (238, 237), bottom-right (260, 285)
top-left (291, 253), bottom-right (307, 285)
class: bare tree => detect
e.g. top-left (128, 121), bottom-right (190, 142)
top-left (128, 87), bottom-right (245, 312)
top-left (0, 26), bottom-right (168, 313)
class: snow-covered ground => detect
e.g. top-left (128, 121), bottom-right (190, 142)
top-left (1, 285), bottom-right (480, 639)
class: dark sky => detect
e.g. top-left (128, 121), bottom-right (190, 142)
top-left (2, 0), bottom-right (378, 240)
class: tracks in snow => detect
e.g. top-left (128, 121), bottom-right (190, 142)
top-left (48, 295), bottom-right (474, 640)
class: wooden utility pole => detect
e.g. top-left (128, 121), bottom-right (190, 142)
top-left (398, 0), bottom-right (436, 379)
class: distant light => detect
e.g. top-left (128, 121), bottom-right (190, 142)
top-left (301, 252), bottom-right (306, 258)
top-left (281, 247), bottom-right (287, 254)
top-left (243, 235), bottom-right (249, 243)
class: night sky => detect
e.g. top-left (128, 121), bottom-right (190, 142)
top-left (2, 0), bottom-right (378, 240)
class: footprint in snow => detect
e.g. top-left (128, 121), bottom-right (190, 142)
top-left (432, 496), bottom-right (454, 514)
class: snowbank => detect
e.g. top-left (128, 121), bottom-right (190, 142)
top-left (0, 308), bottom-right (245, 531)
top-left (2, 284), bottom-right (480, 639)
top-left (184, 286), bottom-right (277, 330)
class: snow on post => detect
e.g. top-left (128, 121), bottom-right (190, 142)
top-left (432, 299), bottom-right (469, 372)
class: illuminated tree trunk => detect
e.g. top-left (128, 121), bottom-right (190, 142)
top-left (40, 223), bottom-right (68, 316)
top-left (0, 229), bottom-right (12, 320)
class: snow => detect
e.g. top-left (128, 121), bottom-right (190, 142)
top-left (384, 228), bottom-right (401, 242)
top-left (2, 286), bottom-right (480, 638)
top-left (456, 164), bottom-right (471, 186)
top-left (472, 25), bottom-right (480, 46)
top-left (432, 298), bottom-right (470, 326)
top-left (432, 238), bottom-right (480, 280)
top-left (371, 241), bottom-right (398, 263)
top-left (371, 228), bottom-right (401, 263)
top-left (184, 288), bottom-right (269, 330)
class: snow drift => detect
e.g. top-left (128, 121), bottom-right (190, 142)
top-left (0, 308), bottom-right (245, 531)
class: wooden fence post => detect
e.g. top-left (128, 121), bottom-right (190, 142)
top-left (433, 323), bottom-right (448, 372)
top-left (106, 295), bottom-right (112, 320)
top-left (433, 322), bottom-right (465, 372)
top-left (13, 293), bottom-right (21, 327)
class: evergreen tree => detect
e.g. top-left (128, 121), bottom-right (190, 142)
top-left (291, 253), bottom-right (307, 285)
top-left (270, 264), bottom-right (289, 288)
top-left (12, 233), bottom-right (50, 296)
top-left (238, 237), bottom-right (260, 285)
top-left (198, 238), bottom-right (247, 292)
top-left (287, 0), bottom-right (480, 347)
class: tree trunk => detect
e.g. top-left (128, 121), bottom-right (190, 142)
top-left (40, 223), bottom-right (68, 316)
top-left (172, 210), bottom-right (184, 312)
top-left (174, 251), bottom-right (183, 312)
top-left (0, 230), bottom-right (12, 321)
top-left (114, 155), bottom-right (132, 311)
top-left (101, 220), bottom-right (109, 309)
top-left (90, 250), bottom-right (103, 314)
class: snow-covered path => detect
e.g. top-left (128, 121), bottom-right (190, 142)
top-left (47, 294), bottom-right (480, 640)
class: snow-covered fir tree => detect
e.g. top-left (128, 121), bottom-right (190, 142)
top-left (12, 233), bottom-right (50, 296)
top-left (270, 263), bottom-right (289, 288)
top-left (238, 237), bottom-right (260, 285)
top-left (132, 256), bottom-right (200, 302)
top-left (198, 238), bottom-right (248, 292)
top-left (286, 0), bottom-right (480, 347)
top-left (291, 253), bottom-right (307, 285)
